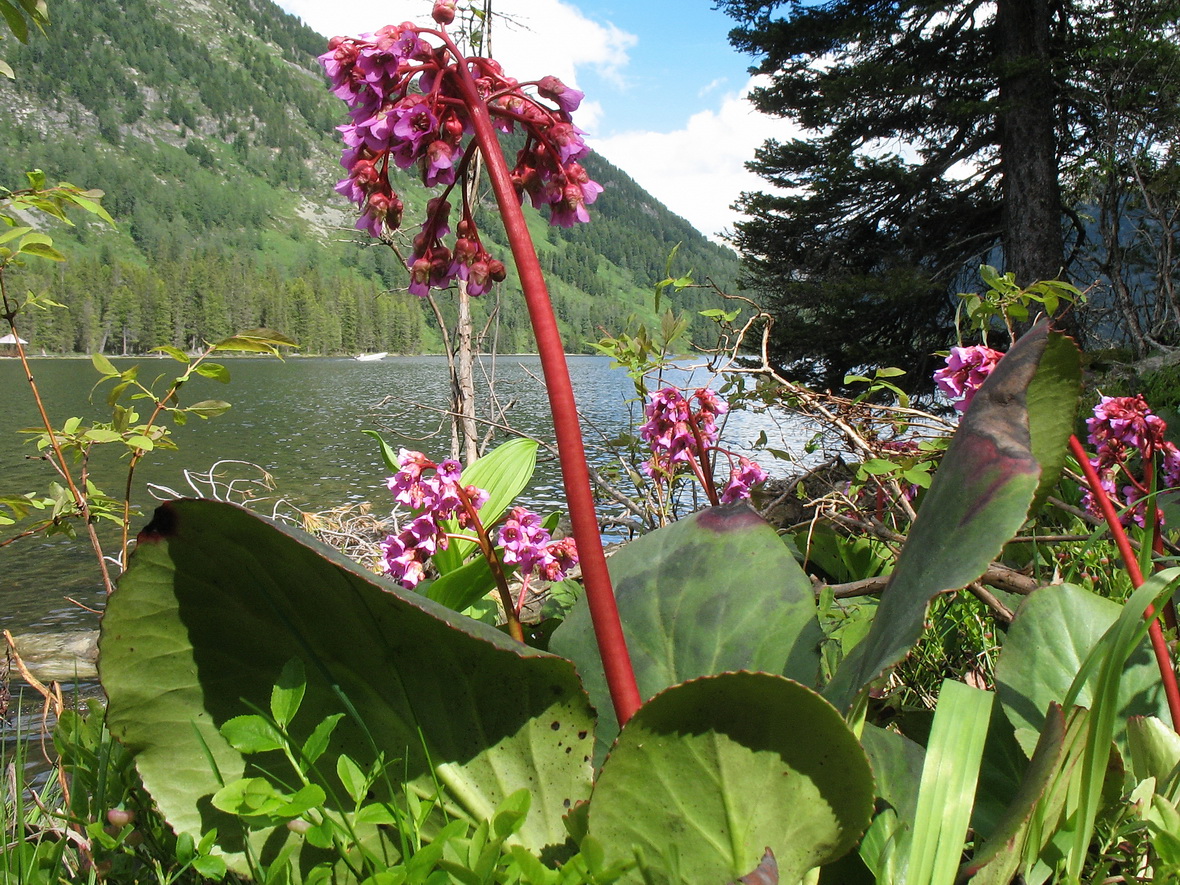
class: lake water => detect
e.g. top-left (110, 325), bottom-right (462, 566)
top-left (1, 354), bottom-right (816, 637)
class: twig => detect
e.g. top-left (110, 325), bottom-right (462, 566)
top-left (966, 582), bottom-right (1015, 624)
top-left (2, 280), bottom-right (114, 595)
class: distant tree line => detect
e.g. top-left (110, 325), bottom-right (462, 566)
top-left (12, 251), bottom-right (427, 356)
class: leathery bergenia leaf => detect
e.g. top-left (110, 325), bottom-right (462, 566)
top-left (550, 503), bottom-right (821, 759)
top-left (587, 672), bottom-right (873, 884)
top-left (825, 322), bottom-right (1078, 712)
top-left (100, 499), bottom-right (594, 881)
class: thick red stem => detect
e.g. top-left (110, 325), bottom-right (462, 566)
top-left (448, 53), bottom-right (642, 725)
top-left (1070, 435), bottom-right (1180, 732)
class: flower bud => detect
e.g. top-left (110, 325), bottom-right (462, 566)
top-left (107, 808), bottom-right (135, 828)
top-left (453, 237), bottom-right (478, 263)
top-left (432, 0), bottom-right (456, 25)
top-left (443, 115), bottom-right (465, 142)
top-left (538, 75), bottom-right (585, 114)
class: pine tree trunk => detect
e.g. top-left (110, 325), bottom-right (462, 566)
top-left (997, 0), bottom-right (1065, 290)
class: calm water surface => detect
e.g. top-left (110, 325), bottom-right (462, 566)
top-left (1, 355), bottom-right (814, 636)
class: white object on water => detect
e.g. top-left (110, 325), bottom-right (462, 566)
top-left (354, 352), bottom-right (388, 362)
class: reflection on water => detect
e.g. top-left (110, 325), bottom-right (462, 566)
top-left (0, 355), bottom-right (816, 635)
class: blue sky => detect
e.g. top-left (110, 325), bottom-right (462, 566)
top-left (569, 3), bottom-right (751, 133)
top-left (275, 0), bottom-right (804, 243)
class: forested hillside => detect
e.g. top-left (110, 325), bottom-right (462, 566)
top-left (0, 0), bottom-right (739, 355)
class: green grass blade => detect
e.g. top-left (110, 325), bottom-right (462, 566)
top-left (1064, 567), bottom-right (1180, 880)
top-left (906, 679), bottom-right (995, 885)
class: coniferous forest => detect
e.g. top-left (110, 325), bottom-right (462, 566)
top-left (0, 0), bottom-right (739, 355)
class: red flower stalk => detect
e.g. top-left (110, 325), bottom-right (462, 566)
top-left (320, 15), bottom-right (641, 724)
top-left (1070, 434), bottom-right (1180, 733)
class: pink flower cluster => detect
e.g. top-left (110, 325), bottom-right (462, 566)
top-left (640, 386), bottom-right (767, 503)
top-left (318, 14), bottom-right (602, 297)
top-left (933, 345), bottom-right (1005, 413)
top-left (722, 457), bottom-right (769, 504)
top-left (1085, 394), bottom-right (1180, 526)
top-left (640, 387), bottom-right (727, 475)
top-left (497, 506), bottom-right (578, 584)
top-left (381, 449), bottom-right (488, 588)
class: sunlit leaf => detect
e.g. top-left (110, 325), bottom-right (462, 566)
top-left (102, 499), bottom-right (594, 879)
top-left (194, 362), bottom-right (230, 383)
top-left (186, 400), bottom-right (232, 419)
top-left (588, 673), bottom-right (872, 884)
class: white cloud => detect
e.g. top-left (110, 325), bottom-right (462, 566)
top-left (276, 0), bottom-right (635, 90)
top-left (594, 77), bottom-right (803, 244)
top-left (697, 76), bottom-right (727, 98)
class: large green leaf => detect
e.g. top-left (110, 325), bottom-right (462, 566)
top-left (100, 499), bottom-right (593, 878)
top-left (994, 582), bottom-right (1170, 757)
top-left (586, 673), bottom-right (874, 884)
top-left (549, 504), bottom-right (822, 757)
top-left (825, 322), bottom-right (1070, 712)
top-left (433, 437), bottom-right (539, 575)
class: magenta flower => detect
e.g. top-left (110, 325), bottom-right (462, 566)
top-left (1088, 394), bottom-right (1168, 455)
top-left (639, 385), bottom-right (764, 506)
top-left (355, 190), bottom-right (403, 238)
top-left (721, 458), bottom-right (768, 504)
top-left (423, 140), bottom-right (456, 187)
top-left (497, 506), bottom-right (579, 585)
top-left (934, 345), bottom-right (1004, 413)
top-left (319, 20), bottom-right (605, 298)
top-left (549, 184), bottom-right (591, 228)
top-left (565, 162), bottom-right (603, 206)
top-left (498, 507), bottom-right (549, 574)
top-left (548, 122), bottom-right (589, 165)
top-left (391, 101), bottom-right (438, 158)
top-left (381, 449), bottom-right (488, 588)
top-left (1082, 394), bottom-right (1180, 526)
top-left (641, 387), bottom-right (727, 477)
top-left (538, 75), bottom-right (584, 115)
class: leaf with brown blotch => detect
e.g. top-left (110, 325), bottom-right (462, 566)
top-left (730, 848), bottom-right (778, 885)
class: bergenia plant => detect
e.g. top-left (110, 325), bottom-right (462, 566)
top-left (935, 345), bottom-right (1180, 729)
top-left (640, 385), bottom-right (767, 511)
top-left (320, 5), bottom-right (640, 722)
top-left (381, 448), bottom-right (578, 640)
